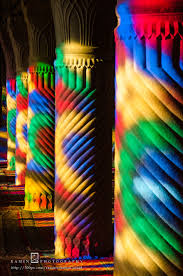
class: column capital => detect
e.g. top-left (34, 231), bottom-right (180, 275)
top-left (55, 45), bottom-right (110, 69)
top-left (116, 2), bottom-right (183, 40)
top-left (28, 63), bottom-right (54, 74)
top-left (117, 0), bottom-right (183, 14)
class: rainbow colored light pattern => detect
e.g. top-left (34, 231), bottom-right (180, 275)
top-left (6, 78), bottom-right (16, 170)
top-left (54, 47), bottom-right (97, 258)
top-left (0, 86), bottom-right (7, 161)
top-left (2, 85), bottom-right (7, 125)
top-left (115, 2), bottom-right (183, 275)
top-left (15, 73), bottom-right (28, 186)
top-left (24, 64), bottom-right (54, 211)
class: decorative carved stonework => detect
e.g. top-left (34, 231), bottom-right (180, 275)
top-left (7, 13), bottom-right (29, 74)
top-left (52, 0), bottom-right (115, 258)
top-left (24, 63), bottom-right (55, 211)
top-left (19, 0), bottom-right (56, 209)
top-left (15, 72), bottom-right (28, 186)
top-left (0, 20), bottom-right (16, 79)
top-left (0, 20), bottom-right (16, 170)
top-left (6, 78), bottom-right (16, 170)
top-left (51, 0), bottom-right (116, 50)
top-left (117, 0), bottom-right (183, 14)
top-left (21, 0), bottom-right (55, 65)
top-left (116, 12), bottom-right (183, 40)
top-left (115, 1), bottom-right (183, 275)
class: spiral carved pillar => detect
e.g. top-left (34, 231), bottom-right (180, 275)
top-left (0, 47), bottom-right (7, 161)
top-left (21, 0), bottom-right (55, 211)
top-left (51, 0), bottom-right (115, 258)
top-left (0, 85), bottom-right (7, 161)
top-left (15, 73), bottom-right (28, 186)
top-left (24, 65), bottom-right (55, 211)
top-left (6, 78), bottom-right (16, 170)
top-left (0, 21), bottom-right (16, 170)
top-left (1, 86), bottom-right (7, 127)
top-left (8, 13), bottom-right (29, 186)
top-left (115, 1), bottom-right (183, 275)
top-left (0, 46), bottom-right (6, 128)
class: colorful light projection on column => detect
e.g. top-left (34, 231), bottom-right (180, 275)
top-left (0, 86), bottom-right (7, 161)
top-left (115, 2), bottom-right (183, 275)
top-left (2, 85), bottom-right (7, 124)
top-left (24, 63), bottom-right (54, 211)
top-left (15, 73), bottom-right (28, 186)
top-left (112, 128), bottom-right (115, 168)
top-left (6, 79), bottom-right (16, 170)
top-left (54, 47), bottom-right (97, 258)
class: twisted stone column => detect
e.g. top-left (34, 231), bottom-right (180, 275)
top-left (115, 1), bottom-right (183, 275)
top-left (21, 0), bottom-right (55, 210)
top-left (0, 20), bottom-right (16, 170)
top-left (24, 64), bottom-right (55, 211)
top-left (51, 0), bottom-right (115, 258)
top-left (0, 47), bottom-right (7, 161)
top-left (1, 86), bottom-right (7, 126)
top-left (6, 78), bottom-right (16, 170)
top-left (15, 73), bottom-right (28, 186)
top-left (8, 13), bottom-right (29, 186)
top-left (0, 86), bottom-right (7, 161)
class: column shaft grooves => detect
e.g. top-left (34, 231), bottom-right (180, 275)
top-left (6, 79), bottom-right (16, 170)
top-left (25, 65), bottom-right (55, 211)
top-left (115, 3), bottom-right (183, 275)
